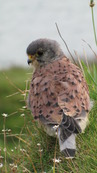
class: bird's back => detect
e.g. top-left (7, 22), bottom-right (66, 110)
top-left (28, 56), bottom-right (90, 127)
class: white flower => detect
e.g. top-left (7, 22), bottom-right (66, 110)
top-left (0, 163), bottom-right (3, 168)
top-left (20, 148), bottom-right (26, 152)
top-left (53, 158), bottom-right (61, 163)
top-left (0, 156), bottom-right (4, 159)
top-left (37, 143), bottom-right (41, 146)
top-left (11, 149), bottom-right (14, 152)
top-left (2, 113), bottom-right (8, 117)
top-left (53, 125), bottom-right (59, 130)
top-left (14, 164), bottom-right (17, 168)
top-left (3, 148), bottom-right (7, 152)
top-left (9, 163), bottom-right (14, 167)
top-left (23, 168), bottom-right (28, 172)
top-left (8, 129), bottom-right (11, 132)
top-left (9, 163), bottom-right (17, 168)
top-left (2, 129), bottom-right (5, 132)
top-left (39, 149), bottom-right (43, 152)
top-left (22, 106), bottom-right (26, 109)
top-left (21, 93), bottom-right (26, 96)
top-left (20, 113), bottom-right (25, 117)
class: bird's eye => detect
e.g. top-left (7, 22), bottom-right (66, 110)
top-left (37, 49), bottom-right (43, 56)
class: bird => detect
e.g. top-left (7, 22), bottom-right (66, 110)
top-left (26, 38), bottom-right (91, 159)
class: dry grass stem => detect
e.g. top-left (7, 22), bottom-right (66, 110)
top-left (82, 39), bottom-right (97, 58)
top-left (55, 23), bottom-right (77, 65)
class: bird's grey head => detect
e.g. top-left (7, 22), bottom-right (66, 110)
top-left (26, 38), bottom-right (64, 68)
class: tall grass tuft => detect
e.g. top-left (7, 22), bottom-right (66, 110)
top-left (90, 0), bottom-right (97, 46)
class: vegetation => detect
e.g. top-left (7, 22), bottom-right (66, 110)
top-left (0, 1), bottom-right (97, 172)
top-left (0, 61), bottom-right (97, 173)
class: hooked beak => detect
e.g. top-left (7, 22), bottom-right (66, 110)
top-left (27, 59), bottom-right (32, 65)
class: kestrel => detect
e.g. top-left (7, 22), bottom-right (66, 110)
top-left (27, 38), bottom-right (91, 159)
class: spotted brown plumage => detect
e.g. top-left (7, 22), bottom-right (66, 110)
top-left (27, 38), bottom-right (91, 158)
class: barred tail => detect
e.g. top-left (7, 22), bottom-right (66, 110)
top-left (58, 128), bottom-right (76, 159)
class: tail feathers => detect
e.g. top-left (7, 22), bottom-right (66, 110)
top-left (58, 129), bottom-right (76, 158)
top-left (61, 113), bottom-right (82, 137)
top-left (62, 149), bottom-right (76, 159)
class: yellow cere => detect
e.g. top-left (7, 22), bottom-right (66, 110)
top-left (28, 55), bottom-right (35, 60)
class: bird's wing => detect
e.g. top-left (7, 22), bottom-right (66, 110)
top-left (56, 71), bottom-right (90, 118)
top-left (29, 57), bottom-right (90, 126)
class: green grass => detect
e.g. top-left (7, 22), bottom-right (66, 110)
top-left (0, 67), bottom-right (30, 132)
top-left (0, 64), bottom-right (97, 173)
top-left (0, 67), bottom-right (32, 152)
